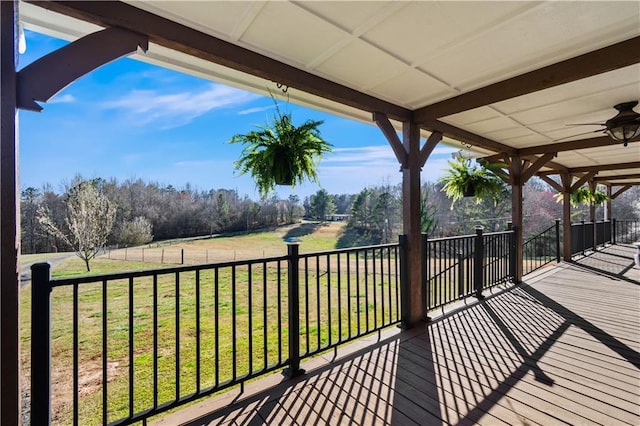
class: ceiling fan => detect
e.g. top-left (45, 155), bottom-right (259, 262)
top-left (561, 101), bottom-right (640, 146)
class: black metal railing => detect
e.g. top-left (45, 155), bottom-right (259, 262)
top-left (612, 219), bottom-right (640, 244)
top-left (30, 242), bottom-right (400, 425)
top-left (571, 220), bottom-right (614, 255)
top-left (423, 227), bottom-right (515, 311)
top-left (522, 220), bottom-right (560, 275)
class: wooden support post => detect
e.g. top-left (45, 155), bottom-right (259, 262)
top-left (401, 121), bottom-right (424, 327)
top-left (604, 184), bottom-right (612, 221)
top-left (588, 180), bottom-right (596, 223)
top-left (509, 155), bottom-right (524, 283)
top-left (373, 114), bottom-right (441, 327)
top-left (560, 173), bottom-right (573, 261)
top-left (0, 1), bottom-right (20, 423)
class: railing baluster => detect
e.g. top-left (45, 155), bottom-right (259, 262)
top-left (304, 257), bottom-right (310, 354)
top-left (337, 253), bottom-right (342, 342)
top-left (102, 279), bottom-right (108, 424)
top-left (263, 262), bottom-right (268, 369)
top-left (231, 265), bottom-right (237, 381)
top-left (175, 272), bottom-right (180, 401)
top-left (347, 252), bottom-right (352, 339)
top-left (214, 268), bottom-right (219, 387)
top-left (327, 254), bottom-right (332, 346)
top-left (277, 261), bottom-right (282, 364)
top-left (153, 274), bottom-right (158, 409)
top-left (248, 264), bottom-right (253, 376)
top-left (195, 270), bottom-right (201, 393)
top-left (129, 276), bottom-right (134, 418)
top-left (73, 283), bottom-right (78, 426)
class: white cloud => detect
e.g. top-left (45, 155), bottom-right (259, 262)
top-left (238, 106), bottom-right (273, 115)
top-left (326, 145), bottom-right (397, 164)
top-left (102, 83), bottom-right (258, 128)
top-left (49, 93), bottom-right (75, 104)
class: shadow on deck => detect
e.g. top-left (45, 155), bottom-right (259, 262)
top-left (152, 246), bottom-right (640, 426)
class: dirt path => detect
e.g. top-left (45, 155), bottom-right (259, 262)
top-left (20, 253), bottom-right (74, 286)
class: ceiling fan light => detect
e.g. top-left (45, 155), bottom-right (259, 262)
top-left (606, 123), bottom-right (640, 143)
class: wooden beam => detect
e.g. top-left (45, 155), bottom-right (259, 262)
top-left (538, 161), bottom-right (640, 175)
top-left (17, 27), bottom-right (148, 111)
top-left (611, 185), bottom-right (632, 199)
top-left (373, 112), bottom-right (406, 167)
top-left (539, 175), bottom-right (563, 192)
top-left (522, 153), bottom-right (556, 183)
top-left (418, 131), bottom-right (442, 167)
top-left (518, 136), bottom-right (620, 156)
top-left (420, 118), bottom-right (516, 154)
top-left (570, 172), bottom-right (597, 192)
top-left (593, 173), bottom-right (640, 182)
top-left (569, 161), bottom-right (640, 174)
top-left (30, 1), bottom-right (412, 121)
top-left (413, 36), bottom-right (640, 121)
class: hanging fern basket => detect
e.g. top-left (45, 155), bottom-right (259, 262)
top-left (462, 182), bottom-right (476, 197)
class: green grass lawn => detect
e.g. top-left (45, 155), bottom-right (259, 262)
top-left (21, 222), bottom-right (401, 425)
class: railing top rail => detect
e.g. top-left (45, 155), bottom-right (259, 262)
top-left (298, 242), bottom-right (399, 259)
top-left (47, 254), bottom-right (289, 287)
top-left (482, 230), bottom-right (515, 237)
top-left (522, 224), bottom-right (556, 246)
top-left (426, 229), bottom-right (513, 243)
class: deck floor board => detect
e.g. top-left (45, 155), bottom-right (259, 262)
top-left (152, 246), bottom-right (640, 426)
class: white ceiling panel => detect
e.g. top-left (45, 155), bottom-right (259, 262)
top-left (314, 38), bottom-right (410, 92)
top-left (364, 1), bottom-right (538, 66)
top-left (371, 68), bottom-right (456, 108)
top-left (239, 1), bottom-right (348, 68)
top-left (425, 1), bottom-right (639, 91)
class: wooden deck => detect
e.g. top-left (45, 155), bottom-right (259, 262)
top-left (153, 246), bottom-right (640, 426)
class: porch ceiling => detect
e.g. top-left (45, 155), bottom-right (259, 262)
top-left (20, 1), bottom-right (640, 183)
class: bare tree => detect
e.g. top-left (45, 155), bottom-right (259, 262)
top-left (38, 181), bottom-right (116, 271)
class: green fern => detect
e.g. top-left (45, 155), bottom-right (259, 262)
top-left (230, 102), bottom-right (332, 196)
top-left (438, 157), bottom-right (506, 208)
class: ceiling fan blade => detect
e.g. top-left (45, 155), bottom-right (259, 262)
top-left (565, 123), bottom-right (606, 126)
top-left (552, 128), bottom-right (606, 142)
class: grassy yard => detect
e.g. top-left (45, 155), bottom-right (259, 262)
top-left (21, 222), bottom-right (401, 425)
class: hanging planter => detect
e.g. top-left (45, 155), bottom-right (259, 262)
top-left (462, 181), bottom-right (476, 198)
top-left (438, 157), bottom-right (506, 207)
top-left (554, 186), bottom-right (609, 207)
top-left (229, 101), bottom-right (332, 196)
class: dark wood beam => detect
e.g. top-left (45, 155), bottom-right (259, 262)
top-left (419, 118), bottom-right (516, 154)
top-left (518, 136), bottom-right (640, 156)
top-left (593, 173), bottom-right (640, 182)
top-left (373, 112), bottom-right (406, 167)
top-left (17, 27), bottom-right (148, 111)
top-left (413, 36), bottom-right (640, 121)
top-left (30, 1), bottom-right (412, 121)
top-left (539, 161), bottom-right (640, 175)
top-left (612, 185), bottom-right (632, 199)
top-left (569, 161), bottom-right (640, 174)
top-left (539, 175), bottom-right (563, 192)
top-left (570, 172), bottom-right (597, 192)
top-left (522, 153), bottom-right (556, 183)
top-left (519, 136), bottom-right (606, 155)
top-left (418, 131), bottom-right (442, 167)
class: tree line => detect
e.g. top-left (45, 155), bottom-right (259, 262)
top-left (22, 176), bottom-right (640, 258)
top-left (21, 177), bottom-right (305, 256)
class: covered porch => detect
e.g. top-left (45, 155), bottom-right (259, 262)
top-left (2, 1), bottom-right (640, 424)
top-left (154, 246), bottom-right (640, 425)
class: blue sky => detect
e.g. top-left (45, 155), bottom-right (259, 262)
top-left (19, 30), bottom-right (457, 200)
